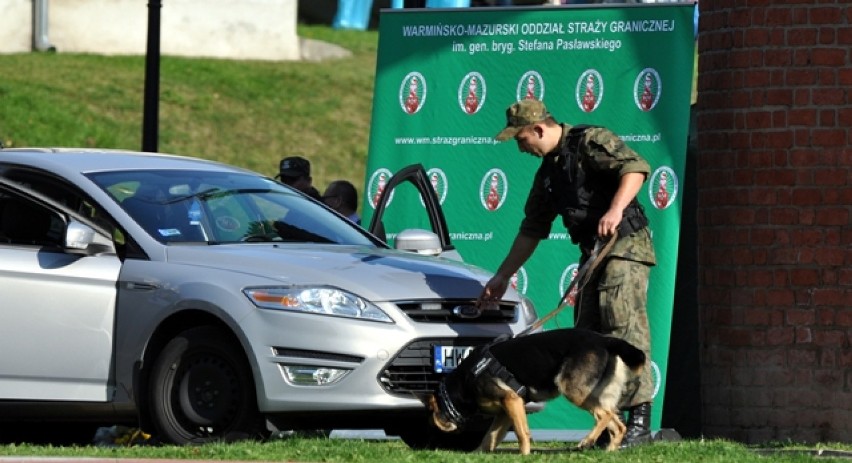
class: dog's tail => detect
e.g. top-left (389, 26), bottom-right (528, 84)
top-left (604, 337), bottom-right (646, 373)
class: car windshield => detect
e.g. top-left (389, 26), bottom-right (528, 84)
top-left (88, 169), bottom-right (377, 246)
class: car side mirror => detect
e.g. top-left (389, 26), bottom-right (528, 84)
top-left (65, 220), bottom-right (95, 250)
top-left (394, 229), bottom-right (442, 256)
top-left (65, 220), bottom-right (113, 255)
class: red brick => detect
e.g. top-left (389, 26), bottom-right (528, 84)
top-left (766, 7), bottom-right (793, 26)
top-left (812, 88), bottom-right (846, 105)
top-left (747, 349), bottom-right (786, 367)
top-left (819, 109), bottom-right (836, 125)
top-left (789, 269), bottom-right (821, 287)
top-left (788, 108), bottom-right (817, 126)
top-left (795, 326), bottom-right (813, 343)
top-left (766, 131), bottom-right (794, 149)
top-left (839, 269), bottom-right (852, 287)
top-left (812, 129), bottom-right (847, 147)
top-left (815, 208), bottom-right (849, 226)
top-left (818, 27), bottom-right (836, 45)
top-left (745, 28), bottom-right (770, 46)
top-left (744, 308), bottom-right (771, 325)
top-left (766, 290), bottom-right (796, 307)
top-left (813, 329), bottom-right (848, 347)
top-left (790, 188), bottom-right (822, 205)
top-left (813, 167), bottom-right (848, 185)
top-left (764, 49), bottom-right (792, 66)
top-left (809, 7), bottom-right (843, 24)
top-left (818, 67), bottom-right (838, 86)
top-left (786, 27), bottom-right (817, 46)
top-left (793, 89), bottom-right (810, 105)
top-left (772, 110), bottom-right (788, 127)
top-left (838, 108), bottom-right (852, 126)
top-left (811, 48), bottom-right (849, 66)
top-left (810, 288), bottom-right (845, 308)
top-left (839, 26), bottom-right (852, 45)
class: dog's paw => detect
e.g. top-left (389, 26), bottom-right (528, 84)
top-left (576, 438), bottom-right (595, 450)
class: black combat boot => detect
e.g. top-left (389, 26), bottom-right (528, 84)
top-left (620, 402), bottom-right (652, 448)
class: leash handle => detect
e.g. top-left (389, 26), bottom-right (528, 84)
top-left (516, 233), bottom-right (618, 337)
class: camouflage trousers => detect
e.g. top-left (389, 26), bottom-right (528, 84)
top-left (575, 256), bottom-right (653, 407)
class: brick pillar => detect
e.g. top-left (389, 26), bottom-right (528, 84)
top-left (696, 1), bottom-right (851, 444)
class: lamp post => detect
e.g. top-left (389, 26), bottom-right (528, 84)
top-left (142, 0), bottom-right (161, 152)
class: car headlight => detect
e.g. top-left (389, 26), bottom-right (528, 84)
top-left (518, 295), bottom-right (538, 326)
top-left (244, 287), bottom-right (393, 323)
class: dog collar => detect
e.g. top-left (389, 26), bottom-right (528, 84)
top-left (436, 381), bottom-right (466, 425)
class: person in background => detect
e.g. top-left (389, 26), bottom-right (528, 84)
top-left (322, 180), bottom-right (361, 225)
top-left (276, 156), bottom-right (321, 200)
top-left (478, 99), bottom-right (656, 448)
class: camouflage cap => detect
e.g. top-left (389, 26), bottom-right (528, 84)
top-left (494, 99), bottom-right (551, 142)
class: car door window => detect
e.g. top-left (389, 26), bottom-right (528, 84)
top-left (0, 191), bottom-right (63, 246)
top-left (0, 168), bottom-right (120, 242)
top-left (368, 164), bottom-right (454, 252)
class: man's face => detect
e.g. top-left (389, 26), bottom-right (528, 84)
top-left (282, 175), bottom-right (312, 193)
top-left (513, 125), bottom-right (546, 157)
top-left (322, 193), bottom-right (343, 212)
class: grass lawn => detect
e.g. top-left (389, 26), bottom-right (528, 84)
top-left (1, 435), bottom-right (851, 463)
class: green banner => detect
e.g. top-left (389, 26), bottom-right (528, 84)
top-left (364, 4), bottom-right (695, 431)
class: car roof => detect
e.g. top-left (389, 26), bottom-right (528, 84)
top-left (0, 148), bottom-right (256, 176)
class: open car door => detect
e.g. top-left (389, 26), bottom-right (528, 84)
top-left (367, 164), bottom-right (461, 260)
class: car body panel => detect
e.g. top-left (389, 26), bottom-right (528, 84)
top-left (0, 244), bottom-right (120, 401)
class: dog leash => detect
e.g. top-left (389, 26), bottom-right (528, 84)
top-left (515, 232), bottom-right (618, 337)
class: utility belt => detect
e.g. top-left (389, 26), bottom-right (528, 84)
top-left (564, 201), bottom-right (648, 250)
top-left (618, 202), bottom-right (649, 236)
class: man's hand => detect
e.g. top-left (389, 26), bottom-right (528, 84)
top-left (597, 208), bottom-right (624, 238)
top-left (477, 274), bottom-right (510, 309)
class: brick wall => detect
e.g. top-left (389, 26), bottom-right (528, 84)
top-left (696, 1), bottom-right (851, 444)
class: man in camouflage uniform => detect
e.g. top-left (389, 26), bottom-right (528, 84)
top-left (478, 99), bottom-right (656, 448)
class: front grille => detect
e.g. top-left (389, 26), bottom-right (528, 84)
top-left (379, 337), bottom-right (494, 396)
top-left (396, 300), bottom-right (516, 323)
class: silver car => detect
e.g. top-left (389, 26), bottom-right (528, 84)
top-left (0, 148), bottom-right (537, 449)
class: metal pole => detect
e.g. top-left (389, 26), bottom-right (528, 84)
top-left (142, 0), bottom-right (162, 152)
top-left (33, 0), bottom-right (57, 52)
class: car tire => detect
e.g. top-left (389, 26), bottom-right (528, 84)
top-left (148, 326), bottom-right (266, 444)
top-left (395, 414), bottom-right (494, 452)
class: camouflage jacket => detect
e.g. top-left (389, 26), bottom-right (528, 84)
top-left (519, 123), bottom-right (656, 265)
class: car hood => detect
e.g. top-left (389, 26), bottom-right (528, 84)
top-left (163, 244), bottom-right (501, 302)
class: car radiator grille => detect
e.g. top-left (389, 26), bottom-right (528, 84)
top-left (379, 337), bottom-right (495, 396)
top-left (396, 300), bottom-right (516, 323)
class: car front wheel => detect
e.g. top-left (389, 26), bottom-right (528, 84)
top-left (148, 326), bottom-right (266, 444)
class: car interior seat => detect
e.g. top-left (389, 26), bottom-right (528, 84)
top-left (122, 184), bottom-right (204, 242)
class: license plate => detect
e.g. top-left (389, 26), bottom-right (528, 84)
top-left (433, 345), bottom-right (474, 373)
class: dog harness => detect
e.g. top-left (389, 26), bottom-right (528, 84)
top-left (472, 346), bottom-right (528, 399)
top-left (434, 344), bottom-right (528, 427)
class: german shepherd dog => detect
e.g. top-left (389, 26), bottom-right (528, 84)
top-left (422, 328), bottom-right (646, 454)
